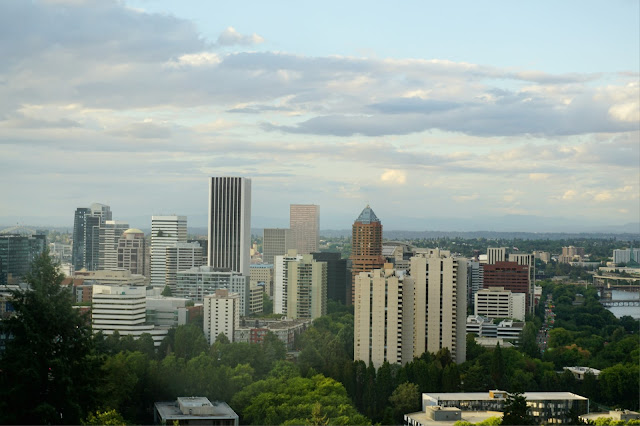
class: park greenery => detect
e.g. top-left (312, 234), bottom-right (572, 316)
top-left (1, 251), bottom-right (639, 425)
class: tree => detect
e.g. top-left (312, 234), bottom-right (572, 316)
top-left (173, 324), bottom-right (208, 360)
top-left (389, 382), bottom-right (420, 423)
top-left (161, 285), bottom-right (172, 297)
top-left (262, 293), bottom-right (273, 314)
top-left (82, 409), bottom-right (127, 425)
top-left (0, 251), bottom-right (98, 424)
top-left (502, 392), bottom-right (534, 425)
top-left (490, 343), bottom-right (506, 389)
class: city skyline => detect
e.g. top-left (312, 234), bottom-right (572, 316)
top-left (0, 1), bottom-right (638, 233)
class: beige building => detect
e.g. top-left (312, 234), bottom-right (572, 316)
top-left (474, 287), bottom-right (526, 321)
top-left (290, 204), bottom-right (320, 255)
top-left (204, 289), bottom-right (240, 344)
top-left (354, 250), bottom-right (467, 368)
top-left (410, 250), bottom-right (467, 364)
top-left (74, 269), bottom-right (145, 286)
top-left (263, 228), bottom-right (292, 265)
top-left (165, 242), bottom-right (203, 291)
top-left (274, 249), bottom-right (327, 320)
top-left (354, 265), bottom-right (413, 368)
top-left (250, 264), bottom-right (274, 296)
top-left (249, 284), bottom-right (264, 314)
top-left (487, 247), bottom-right (506, 265)
top-left (98, 220), bottom-right (130, 270)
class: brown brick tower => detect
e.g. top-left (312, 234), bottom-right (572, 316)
top-left (349, 205), bottom-right (384, 305)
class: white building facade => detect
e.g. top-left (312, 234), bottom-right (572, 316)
top-left (204, 289), bottom-right (240, 344)
top-left (151, 215), bottom-right (187, 288)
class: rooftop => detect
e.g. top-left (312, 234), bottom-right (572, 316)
top-left (355, 205), bottom-right (380, 224)
top-left (155, 397), bottom-right (238, 421)
top-left (424, 391), bottom-right (588, 402)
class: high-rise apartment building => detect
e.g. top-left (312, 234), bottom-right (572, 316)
top-left (410, 250), bottom-right (467, 364)
top-left (354, 266), bottom-right (413, 368)
top-left (165, 242), bottom-right (203, 290)
top-left (250, 264), bottom-right (274, 297)
top-left (349, 205), bottom-right (384, 304)
top-left (204, 289), bottom-right (240, 344)
top-left (290, 204), bottom-right (320, 255)
top-left (117, 228), bottom-right (146, 276)
top-left (354, 250), bottom-right (468, 368)
top-left (151, 215), bottom-right (187, 287)
top-left (274, 250), bottom-right (327, 320)
top-left (208, 177), bottom-right (251, 277)
top-left (263, 228), bottom-right (292, 265)
top-left (98, 220), bottom-right (130, 270)
top-left (613, 248), bottom-right (640, 265)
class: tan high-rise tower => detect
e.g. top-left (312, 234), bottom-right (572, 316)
top-left (290, 204), bottom-right (319, 255)
top-left (349, 205), bottom-right (384, 304)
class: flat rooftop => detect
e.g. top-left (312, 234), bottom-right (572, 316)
top-left (405, 410), bottom-right (503, 426)
top-left (424, 392), bottom-right (587, 401)
top-left (155, 399), bottom-right (238, 420)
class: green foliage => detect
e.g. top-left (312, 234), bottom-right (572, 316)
top-left (232, 373), bottom-right (370, 425)
top-left (161, 285), bottom-right (172, 297)
top-left (262, 292), bottom-right (273, 314)
top-left (0, 251), bottom-right (98, 425)
top-left (477, 416), bottom-right (503, 426)
top-left (502, 392), bottom-right (534, 425)
top-left (389, 382), bottom-right (420, 423)
top-left (82, 409), bottom-right (127, 425)
top-left (173, 324), bottom-right (208, 360)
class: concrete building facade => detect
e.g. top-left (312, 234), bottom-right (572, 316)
top-left (274, 250), bottom-right (327, 320)
top-left (204, 289), bottom-right (240, 344)
top-left (175, 266), bottom-right (250, 316)
top-left (250, 264), bottom-right (274, 297)
top-left (263, 228), bottom-right (292, 265)
top-left (474, 287), bottom-right (526, 321)
top-left (98, 220), bottom-right (130, 271)
top-left (165, 242), bottom-right (203, 290)
top-left (117, 228), bottom-right (146, 276)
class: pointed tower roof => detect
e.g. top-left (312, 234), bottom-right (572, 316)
top-left (355, 205), bottom-right (380, 224)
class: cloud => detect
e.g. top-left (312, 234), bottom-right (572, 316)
top-left (216, 27), bottom-right (264, 47)
top-left (380, 169), bottom-right (406, 185)
top-left (562, 190), bottom-right (577, 200)
top-left (529, 173), bottom-right (551, 181)
top-left (165, 52), bottom-right (221, 68)
top-left (453, 193), bottom-right (479, 202)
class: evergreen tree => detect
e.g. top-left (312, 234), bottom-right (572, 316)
top-left (502, 392), bottom-right (535, 425)
top-left (0, 251), bottom-right (98, 424)
top-left (490, 343), bottom-right (506, 389)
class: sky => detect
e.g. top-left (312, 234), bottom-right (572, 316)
top-left (0, 0), bottom-right (638, 232)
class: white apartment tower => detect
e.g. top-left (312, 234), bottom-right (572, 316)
top-left (204, 289), bottom-right (240, 344)
top-left (274, 249), bottom-right (327, 320)
top-left (475, 287), bottom-right (526, 321)
top-left (290, 204), bottom-right (320, 255)
top-left (208, 177), bottom-right (252, 277)
top-left (151, 215), bottom-right (187, 287)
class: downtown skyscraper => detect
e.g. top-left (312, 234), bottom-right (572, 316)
top-left (349, 205), bottom-right (384, 304)
top-left (208, 177), bottom-right (251, 277)
top-left (150, 215), bottom-right (187, 287)
top-left (72, 203), bottom-right (112, 271)
top-left (290, 204), bottom-right (320, 255)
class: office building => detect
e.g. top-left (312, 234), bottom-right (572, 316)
top-left (312, 251), bottom-right (348, 305)
top-left (98, 220), bottom-right (129, 270)
top-left (263, 228), bottom-right (292, 265)
top-left (145, 296), bottom-right (190, 327)
top-left (487, 247), bottom-right (507, 265)
top-left (72, 269), bottom-right (146, 286)
top-left (559, 246), bottom-right (585, 264)
top-left (274, 250), bottom-right (327, 320)
top-left (91, 284), bottom-right (168, 345)
top-left (349, 205), bottom-right (384, 304)
top-left (208, 177), bottom-right (251, 276)
top-left (290, 204), bottom-right (320, 255)
top-left (249, 284), bottom-right (264, 314)
top-left (164, 242), bottom-right (203, 290)
top-left (483, 261), bottom-right (531, 312)
top-left (204, 289), bottom-right (240, 344)
top-left (175, 266), bottom-right (250, 315)
top-left (419, 391), bottom-right (588, 424)
top-left (250, 264), bottom-right (274, 296)
top-left (410, 250), bottom-right (468, 364)
top-left (72, 203), bottom-right (112, 271)
top-left (509, 253), bottom-right (536, 312)
top-left (154, 397), bottom-right (239, 426)
top-left (0, 233), bottom-right (46, 285)
top-left (468, 260), bottom-right (483, 307)
top-left (474, 287), bottom-right (526, 321)
top-left (234, 318), bottom-right (311, 350)
top-left (117, 228), bottom-right (146, 276)
top-left (150, 215), bottom-right (187, 288)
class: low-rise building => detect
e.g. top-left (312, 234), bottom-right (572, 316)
top-left (580, 410), bottom-right (640, 424)
top-left (563, 366), bottom-right (601, 380)
top-left (154, 397), bottom-right (238, 426)
top-left (420, 390), bottom-right (589, 424)
top-left (405, 407), bottom-right (502, 426)
top-left (146, 296), bottom-right (190, 327)
top-left (233, 318), bottom-right (311, 350)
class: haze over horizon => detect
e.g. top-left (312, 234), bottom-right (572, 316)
top-left (1, 0), bottom-right (638, 233)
